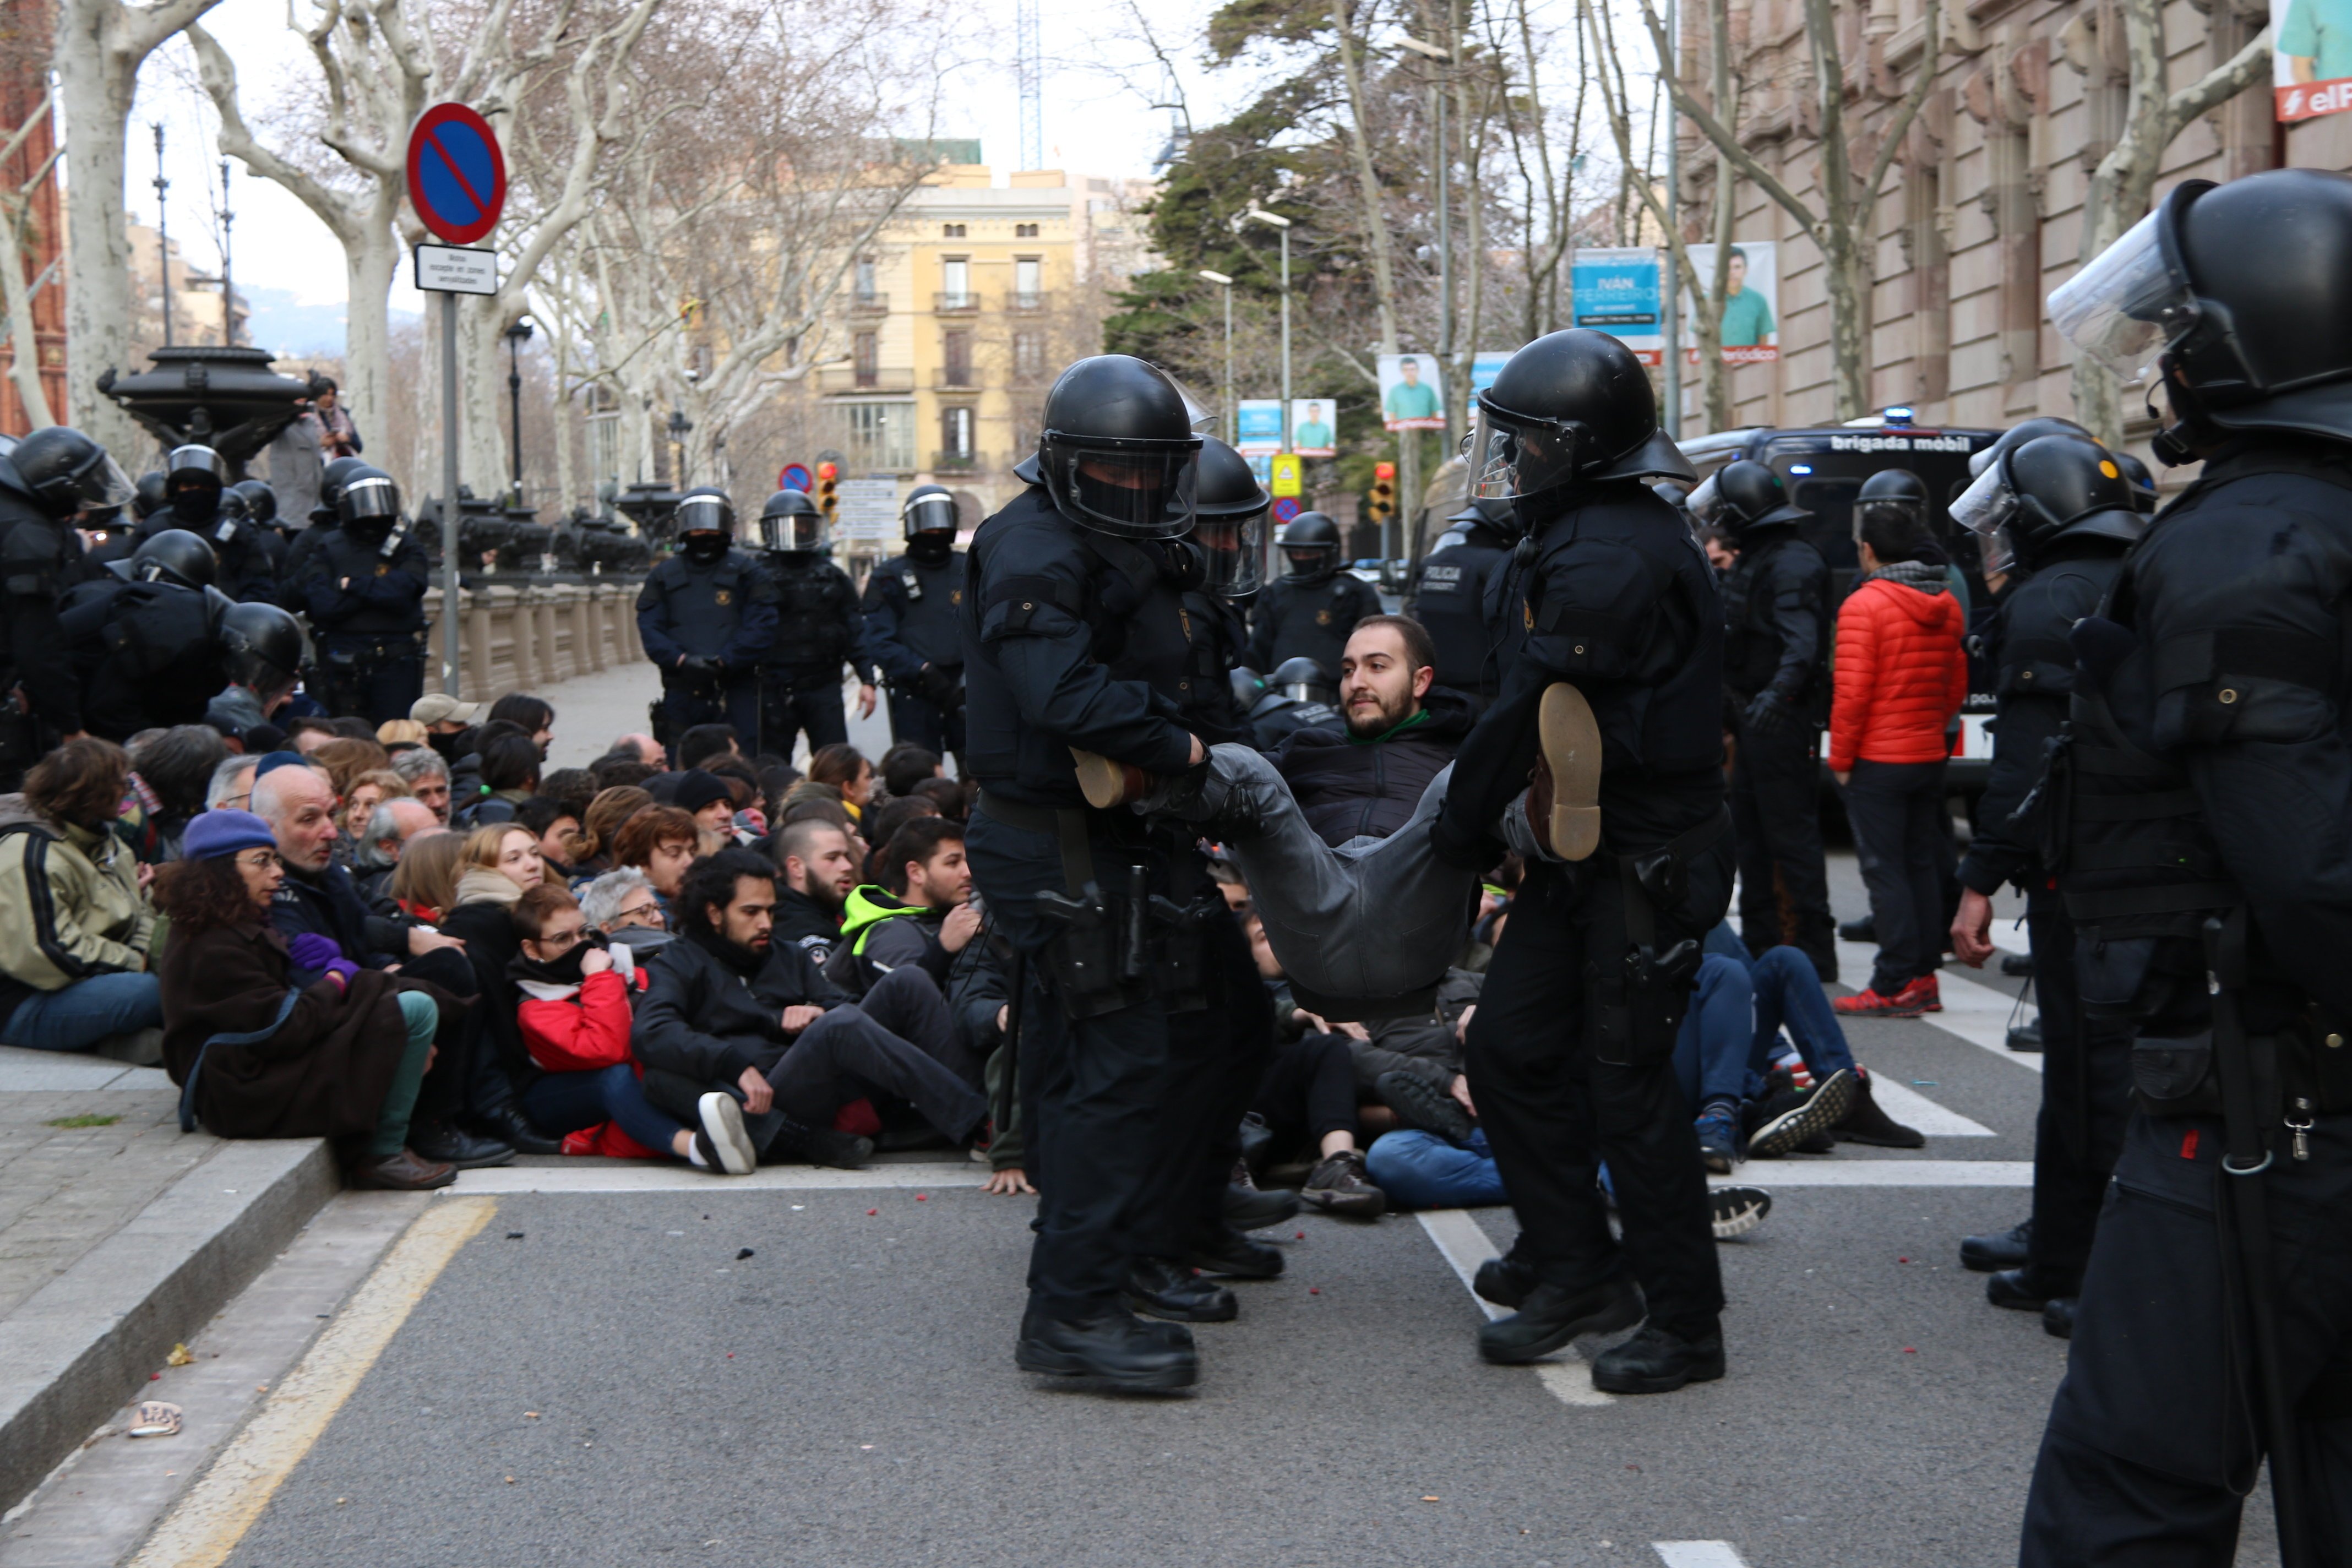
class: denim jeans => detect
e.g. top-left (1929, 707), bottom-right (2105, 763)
top-left (1746, 944), bottom-right (1858, 1083)
top-left (1672, 954), bottom-right (1755, 1112)
top-left (522, 1063), bottom-right (690, 1156)
top-left (1364, 1128), bottom-right (1506, 1208)
top-left (0, 972), bottom-right (164, 1052)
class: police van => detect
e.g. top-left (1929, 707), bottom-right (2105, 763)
top-left (1678, 409), bottom-right (2002, 803)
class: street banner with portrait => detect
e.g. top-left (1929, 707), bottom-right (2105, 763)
top-left (1377, 353), bottom-right (1448, 431)
top-left (1569, 248), bottom-right (1663, 363)
top-left (2275, 0), bottom-right (2352, 121)
top-left (1289, 399), bottom-right (1338, 456)
top-left (1237, 400), bottom-right (1285, 453)
top-left (1682, 242), bottom-right (1780, 363)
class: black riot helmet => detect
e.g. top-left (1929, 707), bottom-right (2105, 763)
top-left (315, 455), bottom-right (369, 525)
top-left (1031, 355), bottom-right (1202, 539)
top-left (757, 488), bottom-right (827, 555)
top-left (900, 483), bottom-right (959, 563)
top-left (1229, 666), bottom-right (1267, 712)
top-left (133, 471), bottom-right (168, 521)
top-left (128, 528), bottom-right (220, 591)
top-left (337, 466), bottom-right (401, 541)
top-left (165, 444), bottom-right (230, 524)
top-left (1687, 459), bottom-right (1810, 539)
top-left (1465, 329), bottom-right (1696, 514)
top-left (230, 480), bottom-right (279, 529)
top-left (219, 601), bottom-right (304, 694)
top-left (2, 426), bottom-right (137, 521)
top-left (1193, 437), bottom-right (1267, 599)
top-left (1271, 655), bottom-right (1334, 705)
top-left (1443, 496), bottom-right (1516, 541)
top-left (676, 487), bottom-right (737, 564)
top-left (1967, 416), bottom-right (2092, 478)
top-left (1854, 467), bottom-right (1931, 538)
top-left (1951, 434), bottom-right (2146, 575)
top-left (2114, 450), bottom-right (2158, 513)
top-left (1277, 511), bottom-right (1343, 586)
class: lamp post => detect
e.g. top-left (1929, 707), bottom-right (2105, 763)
top-left (1239, 208), bottom-right (1291, 451)
top-left (152, 124), bottom-right (171, 348)
top-left (504, 317), bottom-right (534, 506)
top-left (1198, 269), bottom-right (1234, 446)
top-left (1662, 0), bottom-right (1682, 439)
top-left (217, 158), bottom-right (235, 348)
top-left (666, 408), bottom-right (693, 489)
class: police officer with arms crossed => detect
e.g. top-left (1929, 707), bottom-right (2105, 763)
top-left (1406, 497), bottom-right (1514, 710)
top-left (1244, 510), bottom-right (1381, 685)
top-left (863, 484), bottom-right (966, 763)
top-left (2003, 167), bottom-right (2352, 1566)
top-left (752, 489), bottom-right (875, 759)
top-left (1945, 433), bottom-right (2145, 1339)
top-left (0, 427), bottom-right (131, 782)
top-left (1688, 458), bottom-right (1837, 979)
top-left (1428, 328), bottom-right (1734, 1395)
top-left (296, 466), bottom-right (431, 723)
top-left (638, 488), bottom-right (776, 748)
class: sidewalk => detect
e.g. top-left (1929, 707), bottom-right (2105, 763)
top-left (535, 659), bottom-right (897, 771)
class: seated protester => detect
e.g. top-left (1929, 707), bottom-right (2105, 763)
top-left (771, 816), bottom-right (859, 963)
top-left (805, 743), bottom-right (873, 825)
top-left (1238, 908), bottom-right (1386, 1216)
top-left (630, 850), bottom-right (988, 1167)
top-left (825, 818), bottom-right (981, 998)
top-left (311, 737), bottom-right (390, 813)
top-left (608, 732), bottom-right (665, 767)
top-left (674, 723), bottom-right (739, 773)
top-left (455, 728), bottom-right (542, 829)
top-left (878, 742), bottom-right (941, 802)
top-left (1711, 923), bottom-right (1921, 1155)
top-left (1275, 614), bottom-right (1475, 849)
top-left (434, 823), bottom-right (560, 1156)
top-left (486, 692), bottom-right (555, 760)
top-left (389, 744), bottom-right (454, 825)
top-left (1351, 967), bottom-right (1483, 1134)
top-left (672, 769), bottom-right (741, 853)
top-left (857, 796), bottom-right (938, 883)
top-left (334, 766), bottom-right (407, 862)
top-left (0, 738), bottom-right (165, 1052)
top-left (538, 767), bottom-right (597, 825)
top-left (154, 811), bottom-right (454, 1190)
top-left (386, 828), bottom-right (462, 923)
top-left (590, 755), bottom-right (659, 793)
top-left (123, 724), bottom-right (228, 863)
top-left (507, 883), bottom-right (753, 1174)
top-left (579, 865), bottom-right (671, 960)
top-left (354, 797), bottom-right (440, 910)
top-left (908, 775), bottom-right (967, 823)
top-left (610, 804), bottom-right (698, 918)
top-left (703, 755), bottom-right (767, 837)
top-left (375, 717), bottom-right (428, 755)
top-left (572, 786), bottom-right (654, 880)
top-left (516, 795), bottom-right (580, 883)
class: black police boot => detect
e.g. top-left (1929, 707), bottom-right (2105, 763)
top-left (1125, 1258), bottom-right (1239, 1323)
top-left (1959, 1218), bottom-right (2031, 1273)
top-left (1223, 1173), bottom-right (1300, 1231)
top-left (1474, 1236), bottom-right (1539, 1310)
top-left (1476, 1276), bottom-right (1644, 1365)
top-left (2000, 952), bottom-right (2035, 978)
top-left (408, 1119), bottom-right (515, 1170)
top-left (1986, 1266), bottom-right (2073, 1312)
top-left (477, 1103), bottom-right (560, 1157)
top-left (1186, 1227), bottom-right (1284, 1280)
top-left (1016, 1306), bottom-right (1198, 1390)
top-left (2041, 1297), bottom-right (2077, 1340)
top-left (1590, 1324), bottom-right (1727, 1395)
top-left (1837, 914), bottom-right (1875, 944)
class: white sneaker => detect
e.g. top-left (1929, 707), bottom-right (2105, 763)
top-left (697, 1092), bottom-right (758, 1174)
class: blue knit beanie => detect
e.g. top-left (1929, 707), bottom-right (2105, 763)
top-left (182, 809), bottom-right (280, 862)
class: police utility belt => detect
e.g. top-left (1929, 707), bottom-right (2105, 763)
top-left (975, 790), bottom-right (1221, 1020)
top-left (1577, 807), bottom-right (1728, 1070)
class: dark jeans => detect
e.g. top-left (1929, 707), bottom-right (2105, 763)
top-left (660, 669), bottom-right (760, 752)
top-left (1251, 1031), bottom-right (1358, 1156)
top-left (1841, 758), bottom-right (1949, 995)
top-left (759, 668), bottom-right (848, 759)
top-left (757, 966), bottom-right (986, 1147)
top-left (521, 1063), bottom-right (690, 1155)
top-left (1745, 944), bottom-right (1858, 1082)
top-left (1730, 715), bottom-right (1834, 969)
top-left (1461, 837), bottom-right (1734, 1342)
top-left (1671, 953), bottom-right (1754, 1112)
top-left (394, 946), bottom-right (495, 1125)
top-left (314, 643), bottom-right (423, 727)
top-left (886, 687), bottom-right (965, 765)
top-left (2025, 888), bottom-right (2132, 1287)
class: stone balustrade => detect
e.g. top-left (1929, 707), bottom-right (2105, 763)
top-left (419, 580), bottom-right (645, 701)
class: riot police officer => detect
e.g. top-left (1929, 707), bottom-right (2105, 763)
top-left (1244, 655), bottom-right (1344, 749)
top-left (1406, 497), bottom-right (1513, 710)
top-left (277, 454), bottom-right (371, 611)
top-left (638, 487), bottom-right (774, 747)
top-left (135, 444), bottom-right (277, 602)
top-left (1244, 510), bottom-right (1382, 682)
top-left (295, 465), bottom-right (431, 723)
top-left (0, 427), bottom-right (132, 779)
top-left (751, 488), bottom-right (873, 758)
top-left (961, 354), bottom-right (1229, 1390)
top-left (1429, 328), bottom-right (1732, 1393)
top-left (1689, 458), bottom-right (1836, 977)
top-left (2016, 167), bottom-right (2352, 1566)
top-left (863, 483), bottom-right (967, 761)
top-left (228, 478), bottom-right (290, 576)
top-left (62, 529), bottom-right (232, 741)
top-left (1169, 438), bottom-right (1265, 742)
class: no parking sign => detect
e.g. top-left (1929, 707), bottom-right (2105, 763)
top-left (406, 104), bottom-right (507, 245)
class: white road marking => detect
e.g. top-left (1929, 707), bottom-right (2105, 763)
top-left (1653, 1543), bottom-right (1750, 1568)
top-left (447, 1162), bottom-right (986, 1195)
top-left (1716, 1159), bottom-right (2030, 1186)
top-left (1864, 1075), bottom-right (1995, 1136)
top-left (1413, 1209), bottom-right (1613, 1407)
top-left (1835, 937), bottom-right (2044, 1075)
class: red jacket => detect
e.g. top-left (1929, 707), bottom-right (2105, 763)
top-left (516, 966), bottom-right (644, 1074)
top-left (1828, 572), bottom-right (1968, 771)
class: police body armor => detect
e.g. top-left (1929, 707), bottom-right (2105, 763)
top-left (142, 506), bottom-right (273, 601)
top-left (309, 526), bottom-right (428, 639)
top-left (1411, 529), bottom-right (1511, 695)
top-left (1253, 572), bottom-right (1376, 679)
top-left (644, 549), bottom-right (762, 660)
top-left (1719, 530), bottom-right (1831, 714)
top-left (62, 580), bottom-right (225, 740)
top-left (1177, 586), bottom-right (1249, 742)
top-left (759, 556), bottom-right (860, 675)
top-left (871, 552), bottom-right (966, 672)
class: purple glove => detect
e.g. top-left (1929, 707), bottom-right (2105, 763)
top-left (322, 957), bottom-right (362, 987)
top-left (288, 933), bottom-right (346, 973)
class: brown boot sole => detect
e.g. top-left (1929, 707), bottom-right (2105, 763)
top-left (1070, 748), bottom-right (1145, 809)
top-left (1538, 683), bottom-right (1604, 861)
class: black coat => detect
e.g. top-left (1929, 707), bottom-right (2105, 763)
top-left (632, 928), bottom-right (793, 1085)
top-left (1408, 527), bottom-right (1513, 698)
top-left (138, 505), bottom-right (278, 603)
top-left (59, 578), bottom-right (224, 741)
top-left (1275, 686), bottom-right (1476, 847)
top-left (0, 487), bottom-right (85, 734)
top-left (1720, 526), bottom-right (1831, 710)
top-left (772, 886), bottom-right (842, 965)
top-left (298, 524), bottom-right (431, 638)
top-left (862, 550), bottom-right (966, 678)
top-left (271, 860), bottom-right (406, 978)
top-left (761, 553), bottom-right (871, 677)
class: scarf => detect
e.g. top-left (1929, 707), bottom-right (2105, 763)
top-left (1866, 557), bottom-right (1950, 594)
top-left (455, 867), bottom-right (525, 907)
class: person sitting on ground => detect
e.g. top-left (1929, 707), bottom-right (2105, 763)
top-left (208, 753), bottom-right (260, 814)
top-left (571, 786), bottom-right (654, 881)
top-left (674, 724), bottom-right (738, 774)
top-left (335, 765), bottom-right (407, 848)
top-left (672, 769), bottom-right (741, 853)
top-left (611, 805), bottom-right (698, 918)
top-left (608, 731), bottom-right (666, 768)
top-left (590, 753), bottom-right (660, 793)
top-left (704, 756), bottom-right (767, 834)
top-left (516, 795), bottom-right (580, 883)
top-left (579, 865), bottom-right (670, 957)
top-left (375, 718), bottom-right (428, 755)
top-left (879, 742), bottom-right (943, 802)
top-left (771, 816), bottom-right (859, 963)
top-left (354, 796), bottom-right (440, 910)
top-left (630, 849), bottom-right (988, 1168)
top-left (856, 796), bottom-right (939, 881)
top-left (155, 810), bottom-right (455, 1190)
top-left (0, 738), bottom-right (164, 1053)
top-left (386, 829), bottom-right (463, 924)
top-left (311, 736), bottom-right (391, 809)
top-left (807, 743), bottom-right (873, 823)
top-left (908, 775), bottom-right (966, 822)
top-left (1237, 907), bottom-right (1387, 1216)
top-left (390, 745), bottom-right (454, 825)
top-left (538, 767), bottom-right (597, 825)
top-left (507, 882), bottom-right (752, 1173)
top-left (435, 824), bottom-right (553, 1152)
top-left (1716, 924), bottom-right (1922, 1155)
top-left (124, 725), bottom-right (228, 862)
top-left (286, 717), bottom-right (337, 755)
top-left (487, 693), bottom-right (555, 759)
top-left (455, 728), bottom-right (542, 829)
top-left (1276, 615), bottom-right (1476, 848)
top-left (827, 816), bottom-right (982, 998)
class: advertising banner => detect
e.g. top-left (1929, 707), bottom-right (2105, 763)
top-left (2275, 0), bottom-right (2352, 121)
top-left (1377, 354), bottom-right (1447, 431)
top-left (1289, 399), bottom-right (1338, 456)
top-left (1237, 400), bottom-right (1285, 452)
top-left (1570, 248), bottom-right (1663, 363)
top-left (1682, 242), bottom-right (1781, 363)
top-left (1466, 351), bottom-right (1512, 424)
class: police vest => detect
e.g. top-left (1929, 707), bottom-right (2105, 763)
top-left (101, 580), bottom-right (220, 679)
top-left (312, 527), bottom-right (427, 635)
top-left (1719, 529), bottom-right (1830, 702)
top-left (760, 557), bottom-right (858, 669)
top-left (873, 552), bottom-right (966, 668)
top-left (1412, 533), bottom-right (1510, 692)
top-left (645, 552), bottom-right (760, 658)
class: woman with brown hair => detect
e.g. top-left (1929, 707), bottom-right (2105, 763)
top-left (387, 830), bottom-right (465, 923)
top-left (807, 743), bottom-right (873, 821)
top-left (571, 786), bottom-right (654, 880)
top-left (611, 805), bottom-right (699, 906)
top-left (155, 810), bottom-right (454, 1190)
top-left (438, 824), bottom-right (556, 1148)
top-left (338, 767), bottom-right (410, 845)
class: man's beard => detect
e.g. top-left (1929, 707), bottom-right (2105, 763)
top-left (690, 922), bottom-right (767, 972)
top-left (797, 869), bottom-right (843, 912)
top-left (1344, 690), bottom-right (1411, 737)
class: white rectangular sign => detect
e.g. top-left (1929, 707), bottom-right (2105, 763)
top-left (833, 477), bottom-right (899, 543)
top-left (416, 243), bottom-right (498, 295)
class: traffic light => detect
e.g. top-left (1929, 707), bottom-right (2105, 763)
top-left (1368, 461), bottom-right (1396, 528)
top-left (816, 460), bottom-right (839, 521)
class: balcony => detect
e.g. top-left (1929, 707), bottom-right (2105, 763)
top-left (931, 450), bottom-right (984, 473)
top-left (933, 367), bottom-right (979, 391)
top-left (816, 366), bottom-right (914, 394)
top-left (849, 291), bottom-right (889, 315)
top-left (1008, 291), bottom-right (1048, 313)
top-left (933, 290), bottom-right (981, 314)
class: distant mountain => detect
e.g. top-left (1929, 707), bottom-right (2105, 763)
top-left (241, 287), bottom-right (420, 359)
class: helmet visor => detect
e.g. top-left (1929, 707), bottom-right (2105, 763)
top-left (1684, 471), bottom-right (1726, 528)
top-left (341, 474), bottom-right (400, 524)
top-left (792, 515), bottom-right (830, 552)
top-left (676, 494), bottom-right (733, 537)
top-left (903, 493), bottom-right (958, 537)
top-left (77, 454), bottom-right (138, 514)
top-left (1045, 438), bottom-right (1200, 539)
top-left (2048, 210), bottom-right (2196, 385)
top-left (1194, 510), bottom-right (1264, 598)
top-left (1948, 462), bottom-right (2021, 573)
top-left (1466, 397), bottom-right (1583, 500)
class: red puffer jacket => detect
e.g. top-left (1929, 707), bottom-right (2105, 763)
top-left (1827, 569), bottom-right (1969, 771)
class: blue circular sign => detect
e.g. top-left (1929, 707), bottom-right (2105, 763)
top-left (1272, 496), bottom-right (1302, 522)
top-left (780, 463), bottom-right (814, 493)
top-left (407, 104), bottom-right (507, 246)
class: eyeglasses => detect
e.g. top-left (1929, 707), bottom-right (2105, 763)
top-left (538, 925), bottom-right (588, 951)
top-left (615, 900), bottom-right (665, 926)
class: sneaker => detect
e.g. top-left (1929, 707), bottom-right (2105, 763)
top-left (1834, 1069), bottom-right (1924, 1148)
top-left (1746, 1068), bottom-right (1858, 1158)
top-left (1532, 683), bottom-right (1604, 861)
top-left (1694, 1103), bottom-right (1740, 1174)
top-left (1892, 974), bottom-right (1942, 1012)
top-left (1377, 1069), bottom-right (1474, 1144)
top-left (1300, 1148), bottom-right (1386, 1218)
top-left (696, 1092), bottom-right (758, 1174)
top-left (1832, 986), bottom-right (1925, 1018)
top-left (1708, 1184), bottom-right (1772, 1240)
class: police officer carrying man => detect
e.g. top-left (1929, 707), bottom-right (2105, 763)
top-left (863, 483), bottom-right (967, 762)
top-left (128, 444), bottom-right (277, 602)
top-left (0, 427), bottom-right (132, 782)
top-left (1946, 434), bottom-right (2144, 1337)
top-left (961, 353), bottom-right (1231, 1390)
top-left (1425, 328), bottom-right (1733, 1395)
top-left (62, 529), bottom-right (234, 742)
top-left (1406, 497), bottom-right (1515, 710)
top-left (752, 488), bottom-right (874, 758)
top-left (638, 487), bottom-right (774, 748)
top-left (1244, 510), bottom-right (1382, 683)
top-left (295, 465), bottom-right (431, 723)
top-left (2009, 167), bottom-right (2352, 1567)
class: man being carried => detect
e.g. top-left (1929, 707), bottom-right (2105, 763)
top-left (1275, 614), bottom-right (1474, 850)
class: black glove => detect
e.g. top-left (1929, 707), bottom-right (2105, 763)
top-left (1743, 689), bottom-right (1798, 736)
top-left (675, 654), bottom-right (715, 679)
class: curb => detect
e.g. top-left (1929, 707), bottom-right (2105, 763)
top-left (0, 1138), bottom-right (339, 1515)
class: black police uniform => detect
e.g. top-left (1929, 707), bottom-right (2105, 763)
top-left (756, 550), bottom-right (872, 759)
top-left (1409, 524), bottom-right (1513, 707)
top-left (638, 548), bottom-right (775, 745)
top-left (297, 521), bottom-right (431, 723)
top-left (1244, 685), bottom-right (1343, 750)
top-left (959, 483), bottom-right (1212, 1324)
top-left (861, 548), bottom-right (966, 759)
top-left (1719, 521), bottom-right (1836, 970)
top-left (2019, 437), bottom-right (2352, 1564)
top-left (0, 480), bottom-right (84, 785)
top-left (1433, 477), bottom-right (1733, 1350)
top-left (1245, 568), bottom-right (1383, 681)
top-left (60, 578), bottom-right (226, 741)
top-left (137, 506), bottom-right (276, 603)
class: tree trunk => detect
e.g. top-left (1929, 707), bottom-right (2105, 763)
top-left (1330, 0), bottom-right (1400, 358)
top-left (55, 1), bottom-right (139, 453)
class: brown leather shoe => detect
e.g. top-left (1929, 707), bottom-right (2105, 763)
top-left (1532, 683), bottom-right (1604, 860)
top-left (350, 1148), bottom-right (457, 1191)
top-left (1070, 748), bottom-right (1155, 809)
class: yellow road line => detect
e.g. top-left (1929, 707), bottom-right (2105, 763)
top-left (127, 1196), bottom-right (496, 1568)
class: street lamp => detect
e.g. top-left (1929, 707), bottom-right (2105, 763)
top-left (504, 316), bottom-right (534, 507)
top-left (666, 408), bottom-right (693, 489)
top-left (1198, 269), bottom-right (1234, 447)
top-left (1237, 208), bottom-right (1291, 451)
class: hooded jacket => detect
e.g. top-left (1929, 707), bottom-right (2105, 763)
top-left (0, 796), bottom-right (156, 1032)
top-left (1274, 685), bottom-right (1476, 848)
top-left (1827, 561), bottom-right (1969, 771)
top-left (823, 884), bottom-right (952, 997)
